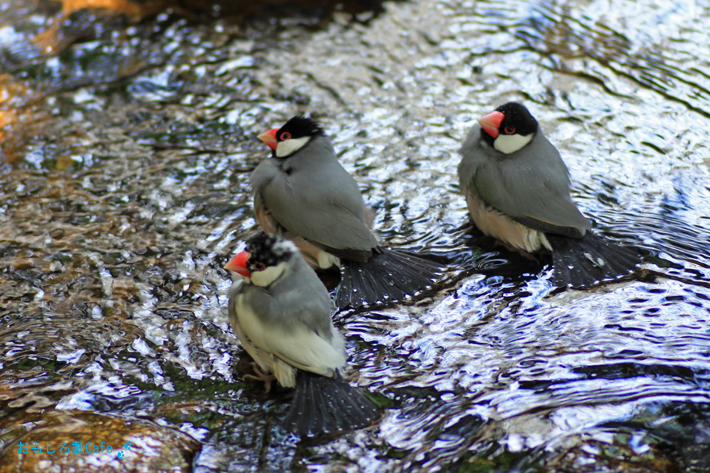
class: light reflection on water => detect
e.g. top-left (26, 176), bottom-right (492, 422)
top-left (1, 0), bottom-right (710, 470)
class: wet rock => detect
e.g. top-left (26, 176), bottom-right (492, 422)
top-left (0, 410), bottom-right (200, 473)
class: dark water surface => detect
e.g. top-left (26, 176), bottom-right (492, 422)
top-left (1, 0), bottom-right (709, 471)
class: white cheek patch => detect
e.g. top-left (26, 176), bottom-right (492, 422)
top-left (494, 133), bottom-right (534, 154)
top-left (276, 136), bottom-right (310, 158)
top-left (250, 261), bottom-right (288, 287)
top-left (271, 239), bottom-right (299, 258)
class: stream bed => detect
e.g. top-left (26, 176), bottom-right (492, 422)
top-left (1, 0), bottom-right (710, 471)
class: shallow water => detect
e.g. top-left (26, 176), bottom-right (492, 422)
top-left (1, 0), bottom-right (710, 471)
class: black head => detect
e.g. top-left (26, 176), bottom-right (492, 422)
top-left (479, 102), bottom-right (539, 150)
top-left (244, 234), bottom-right (297, 271)
top-left (496, 102), bottom-right (538, 135)
top-left (276, 115), bottom-right (325, 144)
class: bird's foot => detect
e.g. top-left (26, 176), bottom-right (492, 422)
top-left (244, 362), bottom-right (277, 393)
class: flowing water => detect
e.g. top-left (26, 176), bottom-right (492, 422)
top-left (1, 0), bottom-right (709, 471)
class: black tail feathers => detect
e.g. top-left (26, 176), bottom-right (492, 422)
top-left (336, 248), bottom-right (445, 311)
top-left (281, 370), bottom-right (379, 438)
top-left (548, 232), bottom-right (642, 288)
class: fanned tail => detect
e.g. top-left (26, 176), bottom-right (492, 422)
top-left (336, 248), bottom-right (445, 311)
top-left (282, 370), bottom-right (379, 438)
top-left (548, 232), bottom-right (642, 288)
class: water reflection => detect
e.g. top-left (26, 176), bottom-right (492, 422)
top-left (1, 0), bottom-right (710, 471)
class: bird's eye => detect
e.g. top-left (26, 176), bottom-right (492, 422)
top-left (504, 126), bottom-right (516, 135)
top-left (279, 132), bottom-right (292, 141)
top-left (253, 262), bottom-right (266, 271)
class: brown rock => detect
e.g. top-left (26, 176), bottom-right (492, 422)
top-left (0, 410), bottom-right (201, 473)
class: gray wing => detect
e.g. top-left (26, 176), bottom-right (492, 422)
top-left (255, 188), bottom-right (373, 262)
top-left (460, 124), bottom-right (591, 238)
top-left (251, 139), bottom-right (379, 253)
top-left (512, 215), bottom-right (585, 238)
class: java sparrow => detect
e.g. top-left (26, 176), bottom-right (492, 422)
top-left (458, 102), bottom-right (641, 288)
top-left (252, 115), bottom-right (444, 311)
top-left (224, 234), bottom-right (378, 437)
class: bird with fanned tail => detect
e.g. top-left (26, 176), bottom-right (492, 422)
top-left (224, 234), bottom-right (379, 437)
top-left (458, 102), bottom-right (642, 288)
top-left (252, 115), bottom-right (446, 311)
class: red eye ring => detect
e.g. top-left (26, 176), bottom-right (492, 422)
top-left (504, 126), bottom-right (516, 135)
top-left (253, 262), bottom-right (266, 271)
top-left (279, 132), bottom-right (292, 141)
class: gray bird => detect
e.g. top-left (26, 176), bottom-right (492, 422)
top-left (458, 102), bottom-right (641, 288)
top-left (224, 234), bottom-right (379, 437)
top-left (252, 115), bottom-right (444, 311)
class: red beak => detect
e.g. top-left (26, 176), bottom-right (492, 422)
top-left (478, 111), bottom-right (505, 139)
top-left (257, 128), bottom-right (279, 151)
top-left (224, 251), bottom-right (251, 277)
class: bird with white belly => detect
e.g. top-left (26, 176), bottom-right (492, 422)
top-left (224, 234), bottom-right (379, 437)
